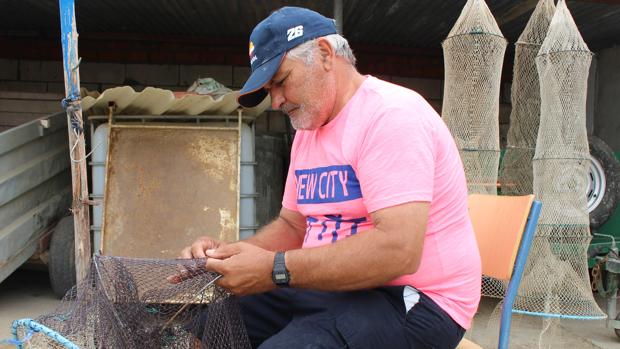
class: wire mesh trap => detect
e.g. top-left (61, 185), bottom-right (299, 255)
top-left (498, 0), bottom-right (555, 199)
top-left (483, 0), bottom-right (556, 303)
top-left (9, 255), bottom-right (250, 349)
top-left (524, 0), bottom-right (604, 320)
top-left (441, 0), bottom-right (507, 196)
top-left (455, 1), bottom-right (606, 347)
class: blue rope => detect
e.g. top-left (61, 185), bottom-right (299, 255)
top-left (0, 329), bottom-right (32, 347)
top-left (61, 96), bottom-right (84, 135)
top-left (10, 318), bottom-right (80, 349)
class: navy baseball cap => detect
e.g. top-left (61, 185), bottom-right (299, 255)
top-left (237, 7), bottom-right (338, 108)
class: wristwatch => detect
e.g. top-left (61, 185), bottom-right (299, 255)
top-left (272, 251), bottom-right (290, 287)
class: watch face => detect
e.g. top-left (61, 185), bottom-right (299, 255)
top-left (274, 273), bottom-right (288, 281)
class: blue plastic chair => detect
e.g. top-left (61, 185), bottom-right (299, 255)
top-left (459, 194), bottom-right (542, 349)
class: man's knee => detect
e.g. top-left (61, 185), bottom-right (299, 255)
top-left (239, 289), bottom-right (296, 348)
top-left (257, 318), bottom-right (346, 349)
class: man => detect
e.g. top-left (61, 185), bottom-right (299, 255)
top-left (180, 6), bottom-right (481, 349)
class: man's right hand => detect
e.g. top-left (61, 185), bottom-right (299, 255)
top-left (168, 236), bottom-right (226, 284)
top-left (179, 236), bottom-right (226, 259)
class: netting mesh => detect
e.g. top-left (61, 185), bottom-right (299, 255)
top-left (499, 0), bottom-right (555, 198)
top-left (517, 0), bottom-right (604, 319)
top-left (441, 0), bottom-right (507, 195)
top-left (12, 255), bottom-right (251, 349)
top-left (481, 0), bottom-right (557, 302)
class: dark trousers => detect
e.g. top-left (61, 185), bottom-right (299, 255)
top-left (238, 286), bottom-right (465, 349)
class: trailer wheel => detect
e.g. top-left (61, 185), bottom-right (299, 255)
top-left (49, 215), bottom-right (76, 298)
top-left (588, 136), bottom-right (620, 229)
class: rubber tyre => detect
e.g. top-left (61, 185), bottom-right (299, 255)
top-left (49, 215), bottom-right (76, 298)
top-left (588, 136), bottom-right (620, 229)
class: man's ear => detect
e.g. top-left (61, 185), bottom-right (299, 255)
top-left (316, 38), bottom-right (335, 71)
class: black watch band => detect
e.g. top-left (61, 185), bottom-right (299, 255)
top-left (272, 251), bottom-right (290, 287)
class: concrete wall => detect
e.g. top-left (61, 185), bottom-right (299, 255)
top-left (0, 58), bottom-right (252, 93)
top-left (0, 57), bottom-right (520, 149)
top-left (0, 56), bottom-right (571, 153)
top-left (0, 58), bottom-right (449, 136)
top-left (2, 53), bottom-right (616, 149)
top-left (594, 46), bottom-right (620, 151)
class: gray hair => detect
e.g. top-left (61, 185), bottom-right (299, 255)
top-left (286, 34), bottom-right (357, 66)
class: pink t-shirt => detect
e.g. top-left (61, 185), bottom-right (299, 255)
top-left (282, 76), bottom-right (481, 329)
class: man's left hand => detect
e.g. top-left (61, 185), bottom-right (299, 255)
top-left (206, 242), bottom-right (277, 296)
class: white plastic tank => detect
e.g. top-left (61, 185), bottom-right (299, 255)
top-left (91, 123), bottom-right (109, 254)
top-left (239, 123), bottom-right (257, 239)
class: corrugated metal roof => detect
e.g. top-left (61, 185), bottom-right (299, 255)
top-left (3, 1), bottom-right (620, 51)
top-left (81, 87), bottom-right (270, 117)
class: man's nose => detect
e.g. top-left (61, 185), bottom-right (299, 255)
top-left (270, 89), bottom-right (285, 110)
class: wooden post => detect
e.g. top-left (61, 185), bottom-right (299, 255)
top-left (59, 0), bottom-right (91, 283)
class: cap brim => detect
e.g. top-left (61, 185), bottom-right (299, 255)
top-left (237, 53), bottom-right (285, 108)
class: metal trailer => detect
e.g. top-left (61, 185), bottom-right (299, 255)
top-left (0, 112), bottom-right (72, 285)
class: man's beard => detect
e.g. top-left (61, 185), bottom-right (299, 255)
top-left (283, 103), bottom-right (315, 130)
top-left (282, 63), bottom-right (333, 130)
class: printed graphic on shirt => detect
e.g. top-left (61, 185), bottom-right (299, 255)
top-left (305, 215), bottom-right (368, 243)
top-left (295, 165), bottom-right (362, 204)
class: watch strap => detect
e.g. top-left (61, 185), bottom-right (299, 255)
top-left (272, 251), bottom-right (290, 287)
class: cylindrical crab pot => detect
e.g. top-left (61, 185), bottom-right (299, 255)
top-left (499, 0), bottom-right (555, 197)
top-left (519, 0), bottom-right (605, 319)
top-left (441, 0), bottom-right (507, 195)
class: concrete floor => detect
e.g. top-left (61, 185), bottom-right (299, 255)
top-left (466, 297), bottom-right (619, 348)
top-left (0, 268), bottom-right (618, 348)
top-left (0, 269), bottom-right (60, 348)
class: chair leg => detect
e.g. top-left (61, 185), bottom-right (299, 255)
top-left (498, 202), bottom-right (542, 349)
top-left (498, 305), bottom-right (512, 349)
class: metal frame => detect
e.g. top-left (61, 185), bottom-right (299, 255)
top-left (99, 112), bottom-right (243, 257)
top-left (88, 112), bottom-right (258, 242)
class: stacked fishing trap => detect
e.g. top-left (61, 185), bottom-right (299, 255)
top-left (516, 0), bottom-right (605, 320)
top-left (10, 255), bottom-right (250, 349)
top-left (480, 0), bottom-right (557, 302)
top-left (499, 0), bottom-right (556, 198)
top-left (445, 0), bottom-right (607, 347)
top-left (441, 0), bottom-right (507, 196)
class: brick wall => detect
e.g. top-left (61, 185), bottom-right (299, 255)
top-left (0, 58), bottom-right (256, 131)
top-left (0, 58), bottom-right (253, 93)
top-left (0, 58), bottom-right (512, 142)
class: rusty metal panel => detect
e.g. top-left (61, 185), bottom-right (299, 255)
top-left (101, 124), bottom-right (240, 258)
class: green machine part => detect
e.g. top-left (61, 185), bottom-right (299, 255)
top-left (589, 205), bottom-right (620, 267)
top-left (589, 152), bottom-right (620, 267)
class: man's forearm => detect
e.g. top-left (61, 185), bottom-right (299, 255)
top-left (285, 202), bottom-right (428, 291)
top-left (285, 227), bottom-right (421, 291)
top-left (245, 216), bottom-right (304, 251)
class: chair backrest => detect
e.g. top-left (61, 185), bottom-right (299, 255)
top-left (468, 194), bottom-right (535, 281)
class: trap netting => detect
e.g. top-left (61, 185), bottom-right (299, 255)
top-left (519, 0), bottom-right (604, 319)
top-left (11, 255), bottom-right (251, 349)
top-left (441, 0), bottom-right (507, 195)
top-left (499, 0), bottom-right (555, 198)
top-left (483, 0), bottom-right (556, 301)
